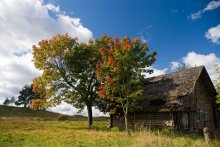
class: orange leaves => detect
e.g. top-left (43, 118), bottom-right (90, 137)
top-left (100, 47), bottom-right (108, 57)
top-left (31, 99), bottom-right (45, 110)
top-left (108, 56), bottom-right (115, 66)
top-left (133, 37), bottom-right (139, 45)
top-left (109, 39), bottom-right (114, 46)
top-left (96, 35), bottom-right (157, 103)
top-left (106, 76), bottom-right (113, 84)
top-left (98, 85), bottom-right (106, 99)
top-left (32, 77), bottom-right (46, 98)
top-left (123, 40), bottom-right (131, 51)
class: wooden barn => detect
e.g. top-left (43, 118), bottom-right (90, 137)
top-left (112, 66), bottom-right (220, 133)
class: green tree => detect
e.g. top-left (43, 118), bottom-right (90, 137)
top-left (96, 36), bottom-right (156, 132)
top-left (214, 64), bottom-right (220, 108)
top-left (10, 96), bottom-right (15, 106)
top-left (3, 97), bottom-right (10, 106)
top-left (15, 85), bottom-right (39, 108)
top-left (32, 34), bottom-right (104, 127)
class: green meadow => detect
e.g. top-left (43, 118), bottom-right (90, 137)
top-left (0, 106), bottom-right (220, 147)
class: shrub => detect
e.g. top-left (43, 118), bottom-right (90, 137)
top-left (57, 114), bottom-right (68, 121)
top-left (111, 127), bottom-right (119, 132)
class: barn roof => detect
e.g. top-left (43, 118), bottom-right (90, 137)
top-left (143, 66), bottom-right (217, 109)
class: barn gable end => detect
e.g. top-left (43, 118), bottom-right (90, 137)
top-left (112, 66), bottom-right (219, 133)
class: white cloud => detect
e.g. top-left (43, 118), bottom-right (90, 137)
top-left (45, 3), bottom-right (60, 13)
top-left (188, 11), bottom-right (202, 20)
top-left (143, 66), bottom-right (168, 78)
top-left (0, 0), bottom-right (105, 116)
top-left (170, 62), bottom-right (180, 71)
top-left (205, 24), bottom-right (220, 44)
top-left (204, 0), bottom-right (220, 11)
top-left (188, 0), bottom-right (220, 20)
top-left (171, 52), bottom-right (220, 80)
top-left (47, 102), bottom-right (108, 117)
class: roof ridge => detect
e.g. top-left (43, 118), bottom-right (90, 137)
top-left (145, 65), bottom-right (204, 80)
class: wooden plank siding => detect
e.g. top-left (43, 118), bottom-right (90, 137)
top-left (194, 79), bottom-right (215, 130)
top-left (112, 112), bottom-right (172, 129)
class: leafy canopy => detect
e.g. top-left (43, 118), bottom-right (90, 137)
top-left (96, 35), bottom-right (157, 116)
top-left (32, 34), bottom-right (107, 126)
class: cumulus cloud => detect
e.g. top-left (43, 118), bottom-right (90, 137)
top-left (188, 0), bottom-right (220, 20)
top-left (47, 102), bottom-right (108, 117)
top-left (170, 62), bottom-right (180, 71)
top-left (204, 0), bottom-right (220, 11)
top-left (142, 66), bottom-right (168, 78)
top-left (0, 0), bottom-right (103, 115)
top-left (171, 52), bottom-right (220, 80)
top-left (205, 24), bottom-right (220, 44)
top-left (45, 3), bottom-right (60, 13)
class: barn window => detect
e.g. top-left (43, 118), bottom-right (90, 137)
top-left (197, 109), bottom-right (204, 123)
top-left (149, 99), bottom-right (165, 106)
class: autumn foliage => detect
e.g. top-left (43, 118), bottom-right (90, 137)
top-left (32, 34), bottom-right (102, 127)
top-left (96, 35), bottom-right (157, 131)
top-left (31, 99), bottom-right (45, 110)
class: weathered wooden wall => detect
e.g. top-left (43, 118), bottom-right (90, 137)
top-left (112, 112), bottom-right (171, 129)
top-left (193, 79), bottom-right (215, 130)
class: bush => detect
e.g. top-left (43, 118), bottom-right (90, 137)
top-left (57, 114), bottom-right (68, 121)
top-left (111, 127), bottom-right (119, 132)
top-left (160, 127), bottom-right (174, 135)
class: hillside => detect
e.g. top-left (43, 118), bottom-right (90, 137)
top-left (0, 106), bottom-right (220, 146)
top-left (0, 105), bottom-right (108, 121)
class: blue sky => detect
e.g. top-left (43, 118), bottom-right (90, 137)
top-left (48, 0), bottom-right (220, 70)
top-left (0, 0), bottom-right (219, 116)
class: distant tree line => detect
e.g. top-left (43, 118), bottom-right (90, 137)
top-left (3, 97), bottom-right (15, 106)
top-left (2, 84), bottom-right (45, 110)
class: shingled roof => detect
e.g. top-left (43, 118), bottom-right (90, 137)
top-left (143, 66), bottom-right (217, 108)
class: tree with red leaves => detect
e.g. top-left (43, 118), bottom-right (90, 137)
top-left (96, 35), bottom-right (157, 133)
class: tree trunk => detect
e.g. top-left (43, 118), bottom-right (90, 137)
top-left (109, 114), bottom-right (113, 128)
top-left (124, 114), bottom-right (128, 131)
top-left (124, 106), bottom-right (131, 136)
top-left (87, 104), bottom-right (93, 128)
top-left (24, 103), bottom-right (27, 108)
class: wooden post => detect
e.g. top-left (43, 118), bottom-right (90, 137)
top-left (203, 127), bottom-right (210, 144)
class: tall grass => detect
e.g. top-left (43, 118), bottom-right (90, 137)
top-left (0, 119), bottom-right (220, 146)
top-left (132, 129), bottom-right (220, 147)
top-left (0, 120), bottom-right (132, 146)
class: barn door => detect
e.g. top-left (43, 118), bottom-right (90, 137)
top-left (172, 111), bottom-right (189, 132)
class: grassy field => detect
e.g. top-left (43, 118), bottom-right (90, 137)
top-left (0, 105), bottom-right (108, 121)
top-left (0, 106), bottom-right (220, 147)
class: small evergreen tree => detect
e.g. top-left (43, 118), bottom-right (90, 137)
top-left (15, 85), bottom-right (39, 108)
top-left (3, 98), bottom-right (10, 106)
top-left (10, 96), bottom-right (15, 106)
